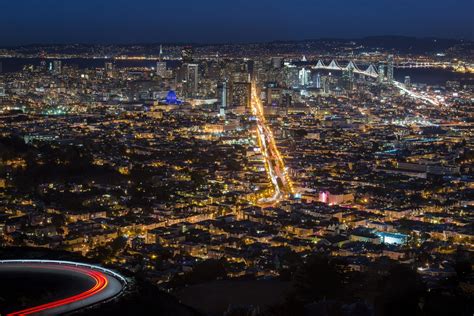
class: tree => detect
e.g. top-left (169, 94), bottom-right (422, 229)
top-left (183, 259), bottom-right (227, 285)
top-left (190, 171), bottom-right (206, 186)
top-left (51, 213), bottom-right (66, 228)
top-left (375, 265), bottom-right (424, 316)
top-left (293, 255), bottom-right (343, 302)
top-left (110, 236), bottom-right (128, 254)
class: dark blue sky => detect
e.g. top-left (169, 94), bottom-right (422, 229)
top-left (1, 0), bottom-right (472, 45)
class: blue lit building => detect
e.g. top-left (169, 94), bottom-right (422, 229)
top-left (163, 90), bottom-right (183, 105)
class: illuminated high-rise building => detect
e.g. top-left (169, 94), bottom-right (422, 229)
top-left (105, 62), bottom-right (114, 78)
top-left (266, 82), bottom-right (281, 106)
top-left (387, 55), bottom-right (394, 82)
top-left (181, 46), bottom-right (194, 63)
top-left (217, 80), bottom-right (228, 117)
top-left (378, 63), bottom-right (385, 83)
top-left (184, 63), bottom-right (199, 97)
top-left (322, 76), bottom-right (330, 93)
top-left (231, 82), bottom-right (251, 107)
top-left (39, 50), bottom-right (47, 71)
top-left (232, 71), bottom-right (250, 83)
top-left (404, 75), bottom-right (411, 87)
top-left (218, 80), bottom-right (228, 108)
top-left (271, 57), bottom-right (283, 69)
top-left (156, 44), bottom-right (167, 77)
top-left (285, 65), bottom-right (299, 87)
top-left (156, 61), bottom-right (167, 77)
top-left (39, 60), bottom-right (47, 71)
top-left (349, 66), bottom-right (354, 90)
top-left (52, 60), bottom-right (62, 75)
top-left (315, 73), bottom-right (321, 89)
top-left (342, 68), bottom-right (354, 91)
top-left (298, 68), bottom-right (310, 86)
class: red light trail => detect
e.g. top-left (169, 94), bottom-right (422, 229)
top-left (7, 265), bottom-right (109, 316)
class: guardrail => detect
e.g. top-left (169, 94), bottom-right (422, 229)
top-left (0, 259), bottom-right (128, 285)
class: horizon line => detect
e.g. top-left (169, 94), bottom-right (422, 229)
top-left (1, 35), bottom-right (472, 49)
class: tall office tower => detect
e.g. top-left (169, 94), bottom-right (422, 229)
top-left (348, 66), bottom-right (354, 90)
top-left (342, 68), bottom-right (354, 91)
top-left (404, 76), bottom-right (411, 87)
top-left (322, 76), bottom-right (330, 94)
top-left (52, 60), bottom-right (62, 75)
top-left (39, 50), bottom-right (47, 71)
top-left (271, 57), bottom-right (283, 69)
top-left (387, 55), bottom-right (394, 82)
top-left (378, 63), bottom-right (385, 83)
top-left (181, 46), bottom-right (194, 63)
top-left (298, 68), bottom-right (310, 86)
top-left (285, 66), bottom-right (299, 87)
top-left (232, 71), bottom-right (250, 83)
top-left (206, 62), bottom-right (220, 80)
top-left (105, 62), bottom-right (114, 78)
top-left (0, 86), bottom-right (5, 97)
top-left (184, 63), bottom-right (199, 97)
top-left (219, 106), bottom-right (226, 118)
top-left (247, 60), bottom-right (255, 80)
top-left (281, 93), bottom-right (292, 107)
top-left (156, 61), bottom-right (167, 77)
top-left (159, 44), bottom-right (163, 60)
top-left (218, 81), bottom-right (228, 108)
top-left (231, 81), bottom-right (251, 107)
top-left (39, 60), bottom-right (47, 71)
top-left (315, 73), bottom-right (321, 89)
top-left (266, 86), bottom-right (282, 106)
top-left (217, 81), bottom-right (228, 117)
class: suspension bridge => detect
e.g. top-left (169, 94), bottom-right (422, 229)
top-left (310, 59), bottom-right (442, 106)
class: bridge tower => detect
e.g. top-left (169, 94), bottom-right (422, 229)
top-left (365, 64), bottom-right (378, 78)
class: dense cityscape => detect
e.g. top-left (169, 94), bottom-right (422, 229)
top-left (0, 3), bottom-right (473, 314)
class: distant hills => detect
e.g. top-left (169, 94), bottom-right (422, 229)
top-left (1, 36), bottom-right (472, 56)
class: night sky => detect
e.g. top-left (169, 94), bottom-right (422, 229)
top-left (1, 0), bottom-right (473, 45)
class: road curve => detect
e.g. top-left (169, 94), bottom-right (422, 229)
top-left (0, 260), bottom-right (127, 316)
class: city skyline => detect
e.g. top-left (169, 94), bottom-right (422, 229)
top-left (0, 2), bottom-right (473, 315)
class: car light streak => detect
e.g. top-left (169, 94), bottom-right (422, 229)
top-left (250, 81), bottom-right (295, 205)
top-left (7, 265), bottom-right (109, 316)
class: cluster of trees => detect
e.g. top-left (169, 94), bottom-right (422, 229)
top-left (153, 249), bottom-right (472, 315)
top-left (169, 259), bottom-right (227, 287)
top-left (268, 253), bottom-right (472, 316)
top-left (89, 236), bottom-right (128, 262)
top-left (0, 136), bottom-right (122, 194)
